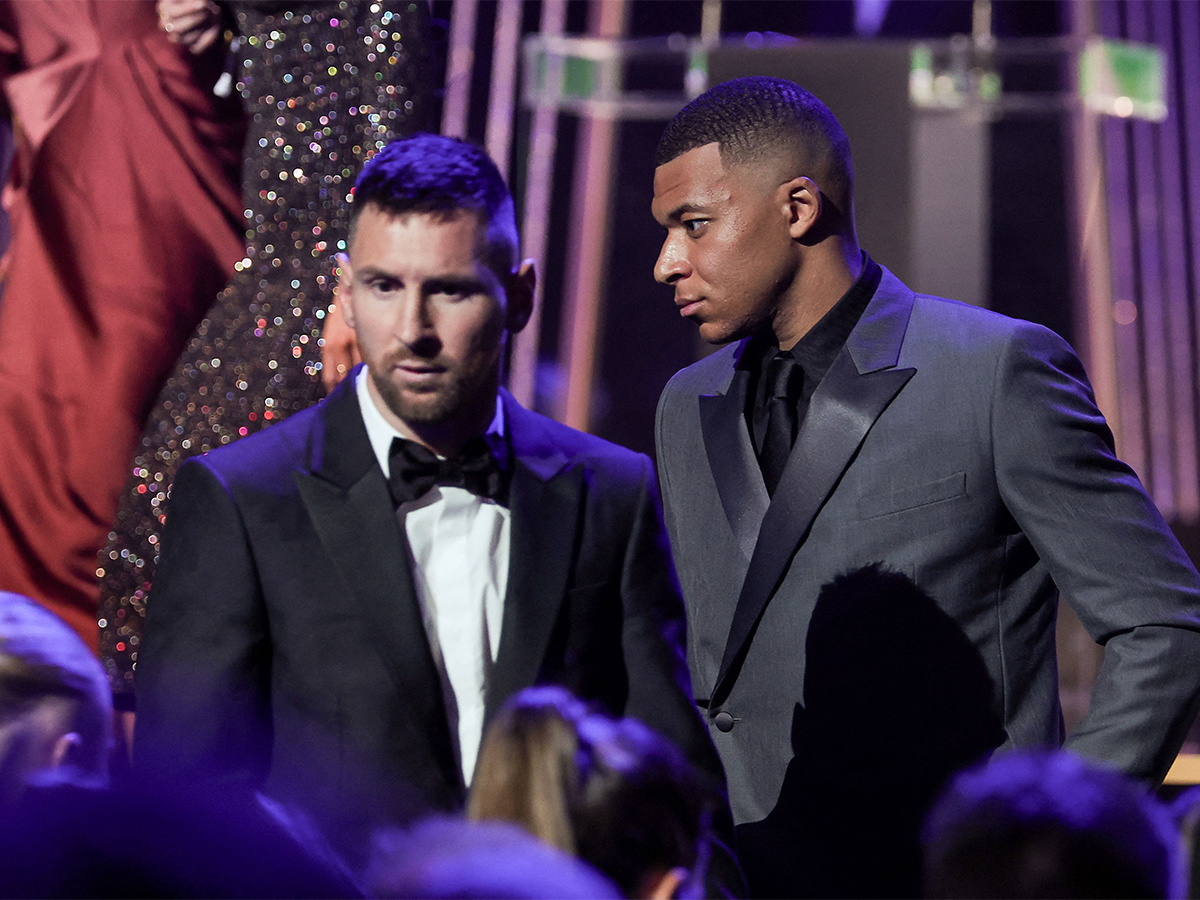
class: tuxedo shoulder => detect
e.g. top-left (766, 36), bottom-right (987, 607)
top-left (512, 404), bottom-right (652, 479)
top-left (179, 403), bottom-right (320, 489)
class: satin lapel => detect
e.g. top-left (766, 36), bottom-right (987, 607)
top-left (712, 276), bottom-right (918, 707)
top-left (699, 367), bottom-right (769, 561)
top-left (484, 395), bottom-right (580, 721)
top-left (294, 371), bottom-right (458, 787)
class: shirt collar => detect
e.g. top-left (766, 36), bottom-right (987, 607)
top-left (355, 365), bottom-right (505, 474)
top-left (740, 252), bottom-right (882, 380)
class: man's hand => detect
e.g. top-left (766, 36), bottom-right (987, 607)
top-left (157, 0), bottom-right (222, 56)
top-left (321, 286), bottom-right (361, 393)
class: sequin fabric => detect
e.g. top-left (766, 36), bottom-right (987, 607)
top-left (97, 0), bottom-right (434, 700)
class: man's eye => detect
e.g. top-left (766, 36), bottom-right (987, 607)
top-left (683, 219), bottom-right (708, 234)
top-left (430, 284), bottom-right (477, 301)
top-left (370, 279), bottom-right (400, 294)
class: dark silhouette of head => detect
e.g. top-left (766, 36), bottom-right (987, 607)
top-left (469, 686), bottom-right (712, 899)
top-left (924, 750), bottom-right (1181, 899)
top-left (0, 781), bottom-right (362, 898)
top-left (802, 563), bottom-right (1005, 783)
top-left (364, 817), bottom-right (621, 899)
top-left (736, 564), bottom-right (1005, 899)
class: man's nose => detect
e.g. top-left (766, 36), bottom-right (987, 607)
top-left (394, 291), bottom-right (434, 346)
top-left (654, 234), bottom-right (689, 285)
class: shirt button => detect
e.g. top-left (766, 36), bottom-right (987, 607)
top-left (713, 711), bottom-right (735, 732)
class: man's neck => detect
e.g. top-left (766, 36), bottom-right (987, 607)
top-left (773, 242), bottom-right (863, 351)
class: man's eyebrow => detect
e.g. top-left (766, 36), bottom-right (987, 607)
top-left (661, 201), bottom-right (710, 223)
top-left (355, 264), bottom-right (398, 280)
top-left (423, 275), bottom-right (487, 294)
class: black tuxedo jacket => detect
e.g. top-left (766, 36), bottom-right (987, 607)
top-left (135, 371), bottom-right (722, 848)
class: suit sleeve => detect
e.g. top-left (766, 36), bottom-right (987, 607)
top-left (133, 457), bottom-right (273, 790)
top-left (993, 321), bottom-right (1200, 783)
top-left (619, 454), bottom-right (723, 774)
top-left (654, 378), bottom-right (686, 579)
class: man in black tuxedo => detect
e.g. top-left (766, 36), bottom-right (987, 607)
top-left (134, 134), bottom-right (723, 856)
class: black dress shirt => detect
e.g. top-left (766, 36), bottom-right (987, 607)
top-left (745, 255), bottom-right (883, 459)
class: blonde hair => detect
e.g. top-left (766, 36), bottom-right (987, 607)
top-left (468, 687), bottom-right (710, 898)
top-left (467, 688), bottom-right (586, 853)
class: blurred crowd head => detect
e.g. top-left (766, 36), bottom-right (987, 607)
top-left (0, 591), bottom-right (111, 805)
top-left (924, 749), bottom-right (1182, 899)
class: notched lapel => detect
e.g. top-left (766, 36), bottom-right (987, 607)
top-left (295, 373), bottom-right (458, 788)
top-left (296, 470), bottom-right (451, 737)
top-left (485, 399), bottom-right (582, 721)
top-left (699, 368), bottom-right (769, 561)
top-left (712, 348), bottom-right (916, 707)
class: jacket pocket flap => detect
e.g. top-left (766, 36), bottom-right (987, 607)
top-left (858, 472), bottom-right (967, 519)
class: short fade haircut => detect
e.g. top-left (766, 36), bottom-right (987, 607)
top-left (656, 76), bottom-right (854, 218)
top-left (350, 133), bottom-right (519, 276)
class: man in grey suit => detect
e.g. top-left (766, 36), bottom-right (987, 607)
top-left (652, 76), bottom-right (1200, 896)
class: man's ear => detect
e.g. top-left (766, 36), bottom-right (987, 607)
top-left (784, 176), bottom-right (822, 241)
top-left (334, 252), bottom-right (356, 329)
top-left (49, 731), bottom-right (80, 771)
top-left (504, 259), bottom-right (536, 333)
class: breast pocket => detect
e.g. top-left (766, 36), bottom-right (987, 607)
top-left (857, 472), bottom-right (967, 520)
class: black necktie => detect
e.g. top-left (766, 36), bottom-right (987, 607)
top-left (760, 352), bottom-right (803, 495)
top-left (387, 436), bottom-right (507, 506)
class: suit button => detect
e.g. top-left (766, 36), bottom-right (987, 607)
top-left (713, 711), bottom-right (735, 732)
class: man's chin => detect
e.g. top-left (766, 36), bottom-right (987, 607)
top-left (373, 379), bottom-right (456, 426)
top-left (390, 396), bottom-right (457, 427)
top-left (698, 322), bottom-right (742, 346)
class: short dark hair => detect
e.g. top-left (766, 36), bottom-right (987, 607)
top-left (350, 133), bottom-right (519, 275)
top-left (656, 76), bottom-right (854, 216)
top-left (469, 686), bottom-right (712, 898)
top-left (0, 593), bottom-right (112, 790)
top-left (923, 750), bottom-right (1181, 899)
top-left (572, 709), bottom-right (711, 899)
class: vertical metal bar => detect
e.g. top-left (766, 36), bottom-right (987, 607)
top-left (1067, 1), bottom-right (1121, 437)
top-left (700, 0), bottom-right (722, 44)
top-left (558, 0), bottom-right (630, 430)
top-left (509, 0), bottom-right (568, 409)
top-left (1102, 0), bottom-right (1150, 482)
top-left (1151, 0), bottom-right (1198, 521)
top-left (485, 0), bottom-right (523, 179)
top-left (441, 0), bottom-right (479, 137)
top-left (1126, 1), bottom-right (1176, 515)
top-left (1178, 0), bottom-right (1200, 525)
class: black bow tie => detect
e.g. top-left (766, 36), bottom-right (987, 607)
top-left (387, 436), bottom-right (507, 506)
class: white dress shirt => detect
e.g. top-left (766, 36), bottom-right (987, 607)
top-left (356, 368), bottom-right (509, 785)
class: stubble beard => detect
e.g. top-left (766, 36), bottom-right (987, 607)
top-left (370, 353), bottom-right (501, 431)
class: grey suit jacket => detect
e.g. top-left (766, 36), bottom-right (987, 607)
top-left (656, 265), bottom-right (1200, 827)
top-left (136, 370), bottom-right (723, 854)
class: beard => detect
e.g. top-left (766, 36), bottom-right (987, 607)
top-left (368, 350), bottom-right (501, 430)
